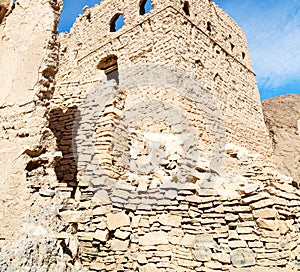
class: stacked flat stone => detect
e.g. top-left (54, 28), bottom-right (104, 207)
top-left (55, 148), bottom-right (300, 271)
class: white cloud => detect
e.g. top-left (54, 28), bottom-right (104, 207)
top-left (217, 0), bottom-right (300, 90)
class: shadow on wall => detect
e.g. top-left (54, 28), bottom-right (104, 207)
top-left (0, 5), bottom-right (7, 23)
top-left (49, 106), bottom-right (78, 194)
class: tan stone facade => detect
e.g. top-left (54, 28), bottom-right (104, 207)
top-left (49, 0), bottom-right (272, 189)
top-left (54, 0), bottom-right (270, 163)
top-left (0, 0), bottom-right (299, 271)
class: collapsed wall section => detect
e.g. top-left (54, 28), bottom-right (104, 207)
top-left (59, 159), bottom-right (300, 272)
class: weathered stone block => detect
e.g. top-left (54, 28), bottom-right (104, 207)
top-left (59, 211), bottom-right (90, 223)
top-left (94, 229), bottom-right (109, 242)
top-left (111, 239), bottom-right (129, 251)
top-left (180, 234), bottom-right (197, 247)
top-left (192, 246), bottom-right (212, 261)
top-left (92, 190), bottom-right (111, 205)
top-left (256, 218), bottom-right (279, 231)
top-left (115, 229), bottom-right (131, 240)
top-left (107, 212), bottom-right (130, 230)
top-left (252, 208), bottom-right (278, 219)
top-left (139, 231), bottom-right (168, 246)
top-left (39, 189), bottom-right (55, 197)
top-left (228, 240), bottom-right (248, 248)
top-left (250, 199), bottom-right (274, 210)
top-left (212, 252), bottom-right (231, 264)
top-left (195, 234), bottom-right (217, 249)
top-left (230, 248), bottom-right (256, 268)
top-left (158, 214), bottom-right (181, 227)
top-left (90, 262), bottom-right (105, 270)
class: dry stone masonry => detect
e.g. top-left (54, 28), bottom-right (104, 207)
top-left (0, 0), bottom-right (299, 271)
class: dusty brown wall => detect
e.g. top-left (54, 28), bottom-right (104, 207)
top-left (58, 0), bottom-right (252, 72)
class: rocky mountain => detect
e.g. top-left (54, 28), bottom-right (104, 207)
top-left (262, 94), bottom-right (300, 182)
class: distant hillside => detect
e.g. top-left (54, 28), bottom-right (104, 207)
top-left (262, 94), bottom-right (300, 182)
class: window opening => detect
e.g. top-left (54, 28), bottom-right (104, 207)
top-left (207, 21), bottom-right (212, 32)
top-left (86, 13), bottom-right (91, 22)
top-left (97, 55), bottom-right (119, 84)
top-left (230, 43), bottom-right (235, 52)
top-left (183, 1), bottom-right (190, 16)
top-left (110, 14), bottom-right (124, 32)
top-left (140, 0), bottom-right (153, 15)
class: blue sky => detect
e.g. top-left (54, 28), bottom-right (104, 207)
top-left (58, 0), bottom-right (300, 101)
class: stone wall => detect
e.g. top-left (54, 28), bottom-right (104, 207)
top-left (48, 0), bottom-right (298, 271)
top-left (52, 0), bottom-right (271, 183)
top-left (61, 154), bottom-right (300, 271)
top-left (1, 0), bottom-right (299, 271)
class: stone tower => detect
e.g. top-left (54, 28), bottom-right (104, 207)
top-left (48, 0), bottom-right (300, 271)
top-left (52, 0), bottom-right (271, 184)
top-left (1, 0), bottom-right (300, 271)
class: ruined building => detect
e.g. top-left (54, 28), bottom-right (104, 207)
top-left (0, 0), bottom-right (299, 271)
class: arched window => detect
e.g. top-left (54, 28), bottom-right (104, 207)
top-left (139, 0), bottom-right (153, 15)
top-left (110, 14), bottom-right (124, 32)
top-left (183, 1), bottom-right (190, 16)
top-left (97, 55), bottom-right (119, 84)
